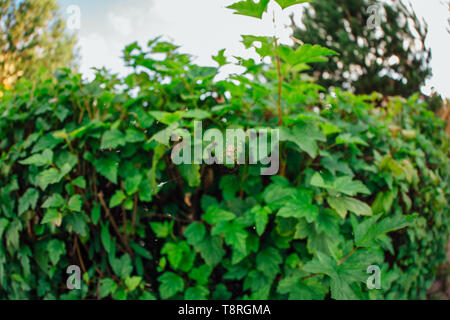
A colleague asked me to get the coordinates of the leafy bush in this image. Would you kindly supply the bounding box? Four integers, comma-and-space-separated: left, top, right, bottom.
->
0, 0, 448, 300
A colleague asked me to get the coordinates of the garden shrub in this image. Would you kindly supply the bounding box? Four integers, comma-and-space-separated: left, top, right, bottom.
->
0, 0, 448, 300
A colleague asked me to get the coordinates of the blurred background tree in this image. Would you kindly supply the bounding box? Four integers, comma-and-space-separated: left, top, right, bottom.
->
291, 0, 432, 97
0, 0, 77, 88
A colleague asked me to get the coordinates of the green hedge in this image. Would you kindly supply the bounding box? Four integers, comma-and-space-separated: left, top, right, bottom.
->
0, 37, 448, 300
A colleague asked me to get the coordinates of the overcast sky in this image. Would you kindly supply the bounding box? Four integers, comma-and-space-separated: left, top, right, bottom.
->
58, 0, 449, 98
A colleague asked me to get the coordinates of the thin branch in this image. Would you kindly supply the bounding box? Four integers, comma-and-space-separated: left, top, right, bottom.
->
98, 191, 133, 257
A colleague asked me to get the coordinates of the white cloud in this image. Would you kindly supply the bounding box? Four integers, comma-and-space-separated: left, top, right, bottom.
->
107, 12, 133, 36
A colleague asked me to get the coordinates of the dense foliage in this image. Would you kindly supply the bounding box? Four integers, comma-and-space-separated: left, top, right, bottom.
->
0, 0, 448, 300
0, 0, 77, 88
291, 0, 432, 97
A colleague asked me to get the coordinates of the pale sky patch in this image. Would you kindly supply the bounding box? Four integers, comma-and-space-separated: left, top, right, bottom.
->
59, 0, 449, 98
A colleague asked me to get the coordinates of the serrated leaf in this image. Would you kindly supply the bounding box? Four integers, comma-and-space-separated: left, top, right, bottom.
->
274, 0, 309, 9
94, 156, 119, 184
311, 172, 370, 196
327, 196, 372, 218
185, 286, 209, 300
203, 206, 236, 225
110, 254, 133, 279
100, 278, 118, 298
68, 195, 83, 212
150, 220, 173, 238
47, 239, 66, 265
158, 272, 184, 299
18, 188, 39, 215
182, 109, 211, 120
184, 222, 206, 246
251, 206, 271, 236
277, 199, 319, 223
42, 194, 65, 209
101, 129, 126, 149
226, 0, 270, 19
125, 128, 146, 143
125, 276, 142, 291
36, 168, 63, 190
195, 235, 225, 267
256, 247, 282, 278
212, 49, 228, 67
161, 242, 190, 270
72, 177, 86, 189
19, 149, 53, 167
355, 214, 412, 247
41, 208, 62, 225
280, 122, 325, 158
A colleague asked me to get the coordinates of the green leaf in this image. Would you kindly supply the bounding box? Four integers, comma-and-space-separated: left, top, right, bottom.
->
251, 206, 271, 236
101, 224, 113, 253
212, 221, 248, 258
327, 196, 372, 218
91, 204, 101, 225
36, 168, 63, 190
203, 206, 236, 225
158, 272, 184, 299
277, 199, 319, 223
125, 276, 142, 291
72, 177, 87, 189
184, 222, 206, 246
178, 164, 201, 187
18, 188, 39, 215
130, 242, 153, 260
212, 49, 228, 67
68, 195, 83, 212
161, 242, 190, 270
94, 156, 119, 184
226, 0, 270, 19
335, 133, 368, 146
47, 239, 66, 265
150, 123, 179, 145
189, 265, 212, 285
182, 109, 211, 120
5, 219, 22, 250
0, 218, 10, 239
110, 190, 126, 208
277, 276, 325, 300
185, 286, 209, 300
195, 235, 225, 267
303, 251, 337, 277
101, 129, 126, 149
124, 172, 143, 195
64, 212, 89, 237
256, 246, 282, 278
100, 278, 118, 298
355, 214, 413, 247
277, 44, 338, 67
125, 128, 146, 143
280, 122, 325, 158
274, 0, 309, 9
41, 209, 61, 225
311, 172, 370, 196
19, 149, 53, 167
111, 254, 133, 279
150, 221, 173, 238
